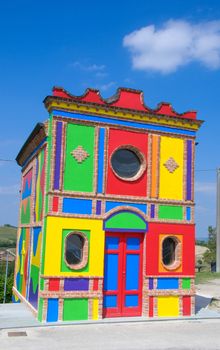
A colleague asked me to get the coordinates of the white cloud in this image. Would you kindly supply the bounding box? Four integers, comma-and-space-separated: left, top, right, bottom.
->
0, 184, 19, 195
123, 20, 220, 74
71, 61, 106, 72
195, 181, 216, 194
97, 81, 116, 91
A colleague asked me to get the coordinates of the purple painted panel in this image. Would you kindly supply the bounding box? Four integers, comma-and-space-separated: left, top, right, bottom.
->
149, 278, 154, 290
64, 278, 89, 291
96, 200, 102, 215
54, 121, 62, 190
150, 204, 155, 218
186, 140, 192, 200
28, 279, 38, 310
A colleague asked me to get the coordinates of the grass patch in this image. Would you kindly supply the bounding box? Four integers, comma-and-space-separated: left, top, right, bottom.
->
0, 225, 17, 247
195, 272, 220, 285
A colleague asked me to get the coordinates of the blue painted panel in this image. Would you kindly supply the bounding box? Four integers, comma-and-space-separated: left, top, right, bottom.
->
97, 128, 105, 193
33, 227, 41, 255
186, 207, 191, 220
105, 237, 119, 250
105, 201, 147, 214
104, 295, 117, 308
125, 254, 139, 290
125, 295, 138, 307
104, 254, 118, 291
126, 238, 140, 250
62, 198, 92, 214
149, 278, 154, 290
53, 110, 196, 137
22, 179, 32, 199
157, 278, 179, 290
47, 298, 59, 322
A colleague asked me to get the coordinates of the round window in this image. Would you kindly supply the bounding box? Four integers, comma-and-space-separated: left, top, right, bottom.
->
111, 147, 145, 180
65, 233, 84, 265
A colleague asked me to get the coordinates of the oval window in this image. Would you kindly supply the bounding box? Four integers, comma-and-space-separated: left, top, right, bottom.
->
162, 237, 177, 266
111, 147, 143, 179
65, 233, 84, 265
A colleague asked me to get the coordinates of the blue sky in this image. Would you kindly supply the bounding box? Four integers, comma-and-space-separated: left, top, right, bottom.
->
0, 0, 220, 238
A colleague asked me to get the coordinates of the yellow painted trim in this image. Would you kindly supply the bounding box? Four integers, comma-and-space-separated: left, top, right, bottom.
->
46, 101, 201, 131
44, 216, 105, 277
157, 296, 179, 317
92, 298, 99, 320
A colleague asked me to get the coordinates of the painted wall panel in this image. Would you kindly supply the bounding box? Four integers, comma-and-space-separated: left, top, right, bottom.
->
47, 298, 59, 322
105, 201, 147, 214
63, 123, 95, 192
97, 128, 105, 193
53, 121, 62, 190
182, 278, 191, 289
186, 207, 191, 221
146, 223, 195, 276
151, 135, 159, 198
183, 296, 191, 316
62, 198, 93, 214
158, 205, 183, 220
104, 211, 147, 231
34, 148, 46, 222
63, 298, 88, 321
44, 216, 105, 276
15, 228, 31, 298
21, 169, 33, 224
28, 227, 42, 309
157, 296, 179, 317
186, 140, 192, 200
159, 136, 184, 200
64, 278, 89, 291
106, 129, 148, 197
157, 278, 179, 289
92, 298, 99, 320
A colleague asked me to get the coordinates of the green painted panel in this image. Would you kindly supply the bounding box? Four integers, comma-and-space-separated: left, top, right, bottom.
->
182, 278, 191, 289
30, 265, 40, 293
61, 229, 90, 272
21, 198, 31, 224
38, 298, 44, 321
158, 205, 183, 220
63, 298, 88, 321
63, 123, 95, 192
105, 212, 146, 230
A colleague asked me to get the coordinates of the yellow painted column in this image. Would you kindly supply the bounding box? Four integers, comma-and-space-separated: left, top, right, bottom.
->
159, 136, 184, 200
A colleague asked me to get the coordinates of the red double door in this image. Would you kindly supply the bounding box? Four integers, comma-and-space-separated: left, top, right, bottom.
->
103, 232, 143, 318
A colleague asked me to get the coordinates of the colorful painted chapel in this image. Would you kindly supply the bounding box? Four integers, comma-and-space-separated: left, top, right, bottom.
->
13, 87, 202, 322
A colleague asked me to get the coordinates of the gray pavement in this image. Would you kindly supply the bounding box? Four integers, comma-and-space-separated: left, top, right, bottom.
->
1, 319, 220, 350
0, 303, 40, 329
0, 278, 220, 349
196, 279, 220, 299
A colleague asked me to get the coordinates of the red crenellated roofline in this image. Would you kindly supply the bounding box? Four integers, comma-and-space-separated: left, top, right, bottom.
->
52, 86, 197, 120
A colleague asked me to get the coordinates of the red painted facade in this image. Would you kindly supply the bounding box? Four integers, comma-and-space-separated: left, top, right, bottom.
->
106, 129, 148, 197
